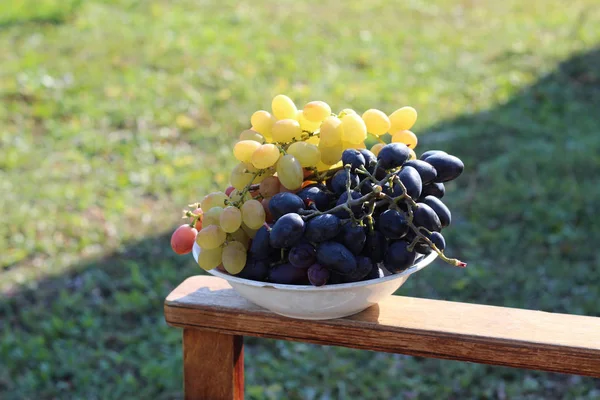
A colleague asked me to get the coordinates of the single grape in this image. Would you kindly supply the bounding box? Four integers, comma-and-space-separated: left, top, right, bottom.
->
225, 186, 235, 197
389, 106, 417, 133
408, 149, 417, 161
239, 129, 265, 143
377, 143, 410, 169
420, 182, 445, 199
422, 195, 451, 228
362, 109, 390, 136
397, 165, 422, 199
289, 241, 317, 268
268, 192, 305, 219
362, 230, 388, 263
359, 149, 377, 172
384, 240, 416, 273
337, 223, 366, 255
249, 225, 274, 260
170, 224, 198, 255
305, 214, 341, 242
261, 197, 274, 223
413, 203, 442, 232
318, 141, 343, 165
251, 144, 281, 169
237, 256, 269, 281
429, 231, 446, 250
230, 228, 250, 249
362, 264, 384, 281
419, 150, 447, 161
307, 263, 330, 287
259, 176, 281, 197
230, 163, 255, 191
222, 241, 247, 275
424, 153, 464, 182
229, 189, 251, 204
287, 141, 321, 168
339, 108, 357, 116
268, 263, 309, 285
189, 208, 203, 231
297, 110, 321, 132
233, 140, 261, 163
331, 256, 373, 283
341, 149, 366, 171
203, 206, 224, 226
272, 94, 298, 120
220, 206, 242, 233
272, 119, 302, 143
305, 135, 320, 145
241, 199, 266, 229
403, 160, 437, 185
377, 209, 408, 239
391, 130, 418, 149
196, 225, 227, 249
296, 184, 332, 211
269, 213, 305, 248
331, 169, 359, 195
276, 154, 304, 190
316, 242, 357, 275
319, 116, 343, 147
250, 110, 275, 141
197, 246, 223, 271
342, 140, 366, 150
370, 143, 385, 156
303, 101, 331, 122
201, 191, 227, 211
341, 113, 367, 143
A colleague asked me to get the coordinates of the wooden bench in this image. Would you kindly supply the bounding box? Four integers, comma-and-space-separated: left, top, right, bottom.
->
164, 276, 600, 400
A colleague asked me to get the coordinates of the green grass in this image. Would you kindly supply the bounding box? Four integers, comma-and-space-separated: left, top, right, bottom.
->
1, 0, 600, 398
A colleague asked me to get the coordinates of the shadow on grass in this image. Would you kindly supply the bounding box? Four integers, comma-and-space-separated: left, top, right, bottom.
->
1, 48, 600, 399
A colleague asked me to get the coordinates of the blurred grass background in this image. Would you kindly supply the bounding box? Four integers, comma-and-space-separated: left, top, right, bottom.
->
1, 0, 599, 398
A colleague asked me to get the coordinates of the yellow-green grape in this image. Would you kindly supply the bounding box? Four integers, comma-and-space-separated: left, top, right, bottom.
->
303, 101, 331, 122
201, 191, 227, 211
222, 241, 247, 275
316, 160, 332, 172
276, 154, 303, 190
241, 199, 266, 229
250, 110, 275, 141
233, 140, 261, 163
319, 141, 343, 165
389, 106, 417, 133
197, 246, 223, 271
339, 108, 357, 116
230, 228, 250, 249
371, 143, 385, 156
296, 110, 321, 133
230, 163, 255, 190
272, 119, 302, 143
319, 116, 343, 147
229, 189, 251, 203
391, 130, 418, 149
305, 135, 320, 145
408, 148, 417, 161
362, 109, 390, 136
220, 206, 242, 233
241, 222, 258, 238
342, 141, 366, 150
251, 144, 281, 169
271, 94, 298, 120
239, 129, 265, 143
196, 225, 226, 249
341, 113, 367, 143
287, 141, 321, 168
203, 206, 224, 226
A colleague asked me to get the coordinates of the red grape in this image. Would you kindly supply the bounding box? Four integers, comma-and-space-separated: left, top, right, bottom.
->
171, 224, 198, 255
189, 208, 203, 230
225, 186, 235, 196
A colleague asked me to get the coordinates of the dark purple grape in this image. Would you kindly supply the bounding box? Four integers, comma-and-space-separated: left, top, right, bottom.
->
338, 223, 366, 255
342, 149, 366, 171
307, 263, 330, 286
333, 191, 363, 219
269, 213, 305, 248
359, 149, 377, 172
305, 214, 341, 242
420, 182, 445, 199
360, 181, 375, 195
396, 166, 422, 199
349, 256, 374, 281
419, 150, 447, 161
413, 203, 442, 232
249, 225, 273, 260
268, 263, 309, 284
331, 169, 359, 195
377, 143, 410, 169
375, 167, 387, 180
288, 242, 316, 268
297, 184, 331, 211
425, 153, 464, 182
422, 196, 451, 228
403, 160, 437, 185
429, 231, 446, 250
237, 257, 269, 281
405, 231, 432, 255
316, 242, 357, 275
269, 192, 305, 220
384, 240, 417, 273
362, 230, 388, 263
377, 209, 408, 239
362, 264, 384, 281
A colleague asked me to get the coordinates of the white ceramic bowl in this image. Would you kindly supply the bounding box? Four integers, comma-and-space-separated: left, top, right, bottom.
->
192, 242, 437, 320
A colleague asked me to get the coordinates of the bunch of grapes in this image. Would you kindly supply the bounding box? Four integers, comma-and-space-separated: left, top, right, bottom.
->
171, 95, 466, 286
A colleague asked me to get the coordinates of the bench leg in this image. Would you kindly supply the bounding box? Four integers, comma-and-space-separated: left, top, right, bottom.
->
183, 329, 244, 400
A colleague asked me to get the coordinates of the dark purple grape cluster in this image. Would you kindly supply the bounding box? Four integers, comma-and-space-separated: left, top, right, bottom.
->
236, 143, 465, 286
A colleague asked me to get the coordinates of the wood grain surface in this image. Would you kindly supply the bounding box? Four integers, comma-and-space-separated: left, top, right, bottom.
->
166, 276, 600, 378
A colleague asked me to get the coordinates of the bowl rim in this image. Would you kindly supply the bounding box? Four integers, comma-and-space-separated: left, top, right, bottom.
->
192, 242, 437, 291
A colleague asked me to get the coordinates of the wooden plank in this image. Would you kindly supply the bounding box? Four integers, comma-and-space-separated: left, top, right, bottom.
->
183, 329, 244, 400
166, 276, 600, 378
